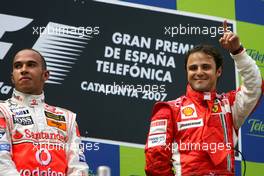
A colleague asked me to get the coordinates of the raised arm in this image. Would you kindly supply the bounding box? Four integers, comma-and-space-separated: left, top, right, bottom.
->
219, 20, 263, 129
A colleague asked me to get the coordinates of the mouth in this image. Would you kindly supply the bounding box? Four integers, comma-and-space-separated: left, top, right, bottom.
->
194, 79, 208, 84
194, 79, 207, 81
19, 77, 31, 81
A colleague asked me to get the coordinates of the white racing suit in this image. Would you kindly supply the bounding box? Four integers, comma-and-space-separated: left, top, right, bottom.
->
0, 89, 89, 176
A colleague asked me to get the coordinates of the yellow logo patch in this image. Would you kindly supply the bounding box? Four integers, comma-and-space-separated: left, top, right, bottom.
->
182, 107, 194, 116
212, 104, 219, 113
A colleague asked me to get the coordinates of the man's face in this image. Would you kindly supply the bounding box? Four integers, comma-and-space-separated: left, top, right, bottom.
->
11, 49, 49, 95
186, 52, 222, 92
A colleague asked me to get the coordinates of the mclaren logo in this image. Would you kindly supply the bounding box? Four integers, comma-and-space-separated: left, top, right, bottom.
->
0, 14, 33, 60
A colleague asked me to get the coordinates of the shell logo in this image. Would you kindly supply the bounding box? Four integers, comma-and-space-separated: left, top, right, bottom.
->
182, 107, 194, 116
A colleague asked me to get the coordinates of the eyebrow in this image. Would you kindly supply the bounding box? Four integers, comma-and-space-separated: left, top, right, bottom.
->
13, 60, 39, 66
188, 63, 211, 66
187, 63, 212, 68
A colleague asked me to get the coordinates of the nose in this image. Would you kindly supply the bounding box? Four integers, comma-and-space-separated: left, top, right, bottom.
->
20, 64, 28, 75
196, 67, 204, 76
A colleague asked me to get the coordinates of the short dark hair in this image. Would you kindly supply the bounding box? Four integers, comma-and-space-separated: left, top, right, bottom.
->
13, 48, 47, 70
185, 44, 223, 70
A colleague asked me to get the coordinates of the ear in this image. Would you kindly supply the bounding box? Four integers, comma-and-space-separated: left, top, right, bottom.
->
216, 67, 222, 78
11, 73, 15, 85
43, 70, 50, 81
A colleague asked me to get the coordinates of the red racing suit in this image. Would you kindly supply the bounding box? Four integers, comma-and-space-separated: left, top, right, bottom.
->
0, 90, 89, 176
145, 50, 263, 175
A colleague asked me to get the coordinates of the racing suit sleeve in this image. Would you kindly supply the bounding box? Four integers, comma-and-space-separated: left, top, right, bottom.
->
66, 113, 89, 176
145, 102, 176, 176
230, 49, 263, 129
0, 111, 20, 175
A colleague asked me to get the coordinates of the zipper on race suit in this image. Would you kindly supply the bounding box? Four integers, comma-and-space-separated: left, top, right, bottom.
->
219, 112, 232, 172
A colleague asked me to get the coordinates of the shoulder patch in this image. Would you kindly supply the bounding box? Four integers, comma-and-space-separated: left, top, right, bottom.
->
45, 111, 65, 121
149, 119, 167, 135
46, 119, 66, 131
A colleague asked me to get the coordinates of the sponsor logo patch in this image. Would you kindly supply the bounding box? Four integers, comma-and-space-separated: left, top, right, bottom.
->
203, 92, 211, 100
45, 105, 62, 114
177, 119, 204, 131
181, 104, 198, 119
222, 99, 231, 113
0, 130, 5, 139
182, 107, 194, 116
13, 130, 23, 139
12, 109, 30, 116
0, 144, 10, 151
30, 99, 38, 106
10, 107, 30, 117
149, 119, 167, 135
147, 134, 166, 148
35, 148, 52, 166
45, 111, 65, 121
19, 168, 64, 176
24, 129, 67, 142
212, 104, 221, 113
46, 118, 66, 131
13, 116, 34, 126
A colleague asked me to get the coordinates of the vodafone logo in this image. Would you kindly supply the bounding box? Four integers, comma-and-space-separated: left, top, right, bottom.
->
0, 14, 33, 60
36, 148, 52, 166
20, 168, 65, 176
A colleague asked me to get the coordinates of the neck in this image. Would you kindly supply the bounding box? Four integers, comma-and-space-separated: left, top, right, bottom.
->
11, 89, 45, 107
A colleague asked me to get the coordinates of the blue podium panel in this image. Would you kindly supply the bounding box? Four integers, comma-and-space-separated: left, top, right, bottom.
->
235, 0, 264, 25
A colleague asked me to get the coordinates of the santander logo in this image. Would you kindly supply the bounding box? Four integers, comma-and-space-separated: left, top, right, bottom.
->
13, 130, 23, 139
13, 129, 67, 142
24, 129, 66, 142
